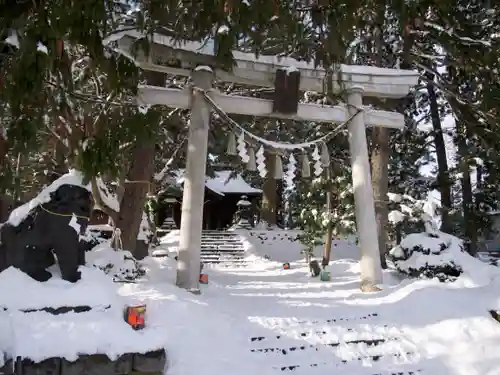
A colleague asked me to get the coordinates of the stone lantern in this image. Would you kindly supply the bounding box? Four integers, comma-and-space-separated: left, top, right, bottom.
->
232, 195, 253, 230
161, 196, 178, 231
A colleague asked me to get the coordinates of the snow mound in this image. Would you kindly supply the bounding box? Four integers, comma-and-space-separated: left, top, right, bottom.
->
0, 266, 119, 310
86, 244, 146, 282
9, 309, 166, 363
0, 256, 163, 364
390, 231, 498, 282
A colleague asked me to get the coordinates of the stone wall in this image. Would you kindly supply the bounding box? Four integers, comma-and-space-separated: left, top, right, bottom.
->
1, 349, 166, 375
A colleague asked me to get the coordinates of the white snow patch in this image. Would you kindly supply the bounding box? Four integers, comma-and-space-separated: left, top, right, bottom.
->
7, 170, 89, 227
5, 30, 19, 48
217, 25, 230, 35
391, 231, 500, 286
194, 65, 213, 72
175, 170, 262, 195
0, 267, 118, 311
284, 66, 298, 74
387, 192, 402, 203
7, 170, 119, 227
86, 243, 145, 282
388, 210, 405, 224
237, 199, 251, 206
137, 212, 152, 243
36, 42, 48, 54
138, 104, 151, 114
68, 214, 81, 235
95, 178, 120, 213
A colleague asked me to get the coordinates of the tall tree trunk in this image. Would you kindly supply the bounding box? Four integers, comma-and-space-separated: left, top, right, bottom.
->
457, 124, 477, 256
0, 130, 9, 222
371, 127, 389, 269
427, 80, 452, 233
116, 139, 156, 258
322, 166, 333, 267
115, 71, 162, 259
475, 163, 483, 213
260, 152, 277, 226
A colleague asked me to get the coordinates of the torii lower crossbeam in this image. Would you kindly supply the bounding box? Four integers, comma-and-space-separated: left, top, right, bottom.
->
138, 85, 404, 129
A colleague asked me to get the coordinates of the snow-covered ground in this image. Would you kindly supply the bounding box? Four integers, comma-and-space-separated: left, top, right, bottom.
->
3, 230, 500, 375
132, 233, 500, 375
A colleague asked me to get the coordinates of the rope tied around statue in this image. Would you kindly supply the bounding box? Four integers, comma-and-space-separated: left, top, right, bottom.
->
39, 204, 90, 221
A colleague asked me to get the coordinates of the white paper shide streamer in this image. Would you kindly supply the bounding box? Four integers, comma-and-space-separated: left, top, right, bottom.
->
256, 146, 267, 178
237, 132, 249, 163
311, 145, 323, 176
284, 153, 297, 190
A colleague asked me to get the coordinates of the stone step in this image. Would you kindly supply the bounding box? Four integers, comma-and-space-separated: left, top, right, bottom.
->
151, 249, 245, 255
201, 250, 245, 257
200, 243, 245, 248
200, 246, 245, 251
249, 313, 380, 343
201, 252, 245, 257
246, 312, 423, 374
201, 259, 249, 264
201, 247, 244, 251
201, 236, 241, 242
277, 363, 421, 373
252, 336, 416, 372
201, 247, 244, 250
153, 230, 248, 266
201, 241, 241, 243
201, 256, 245, 261
252, 338, 391, 354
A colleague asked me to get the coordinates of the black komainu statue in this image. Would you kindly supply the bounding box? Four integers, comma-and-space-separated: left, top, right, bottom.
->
0, 184, 92, 283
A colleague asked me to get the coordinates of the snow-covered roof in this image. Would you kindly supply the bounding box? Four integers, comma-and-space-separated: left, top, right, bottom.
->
174, 170, 262, 196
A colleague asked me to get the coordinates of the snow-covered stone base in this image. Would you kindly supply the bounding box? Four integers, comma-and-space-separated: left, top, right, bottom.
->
0, 266, 166, 372
390, 231, 470, 282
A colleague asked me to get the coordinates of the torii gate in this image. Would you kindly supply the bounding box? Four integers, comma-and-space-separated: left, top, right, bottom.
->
110, 32, 419, 293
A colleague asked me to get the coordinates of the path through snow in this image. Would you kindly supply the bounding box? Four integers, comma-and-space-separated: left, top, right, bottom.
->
117, 254, 500, 375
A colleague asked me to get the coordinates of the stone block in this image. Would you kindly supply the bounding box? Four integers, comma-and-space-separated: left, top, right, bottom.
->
113, 353, 133, 374
0, 358, 13, 375
11, 350, 165, 375
15, 357, 60, 375
61, 354, 115, 375
132, 349, 167, 373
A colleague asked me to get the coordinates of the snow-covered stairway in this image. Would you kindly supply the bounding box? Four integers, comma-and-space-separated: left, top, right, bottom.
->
200, 230, 247, 266
247, 313, 425, 375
